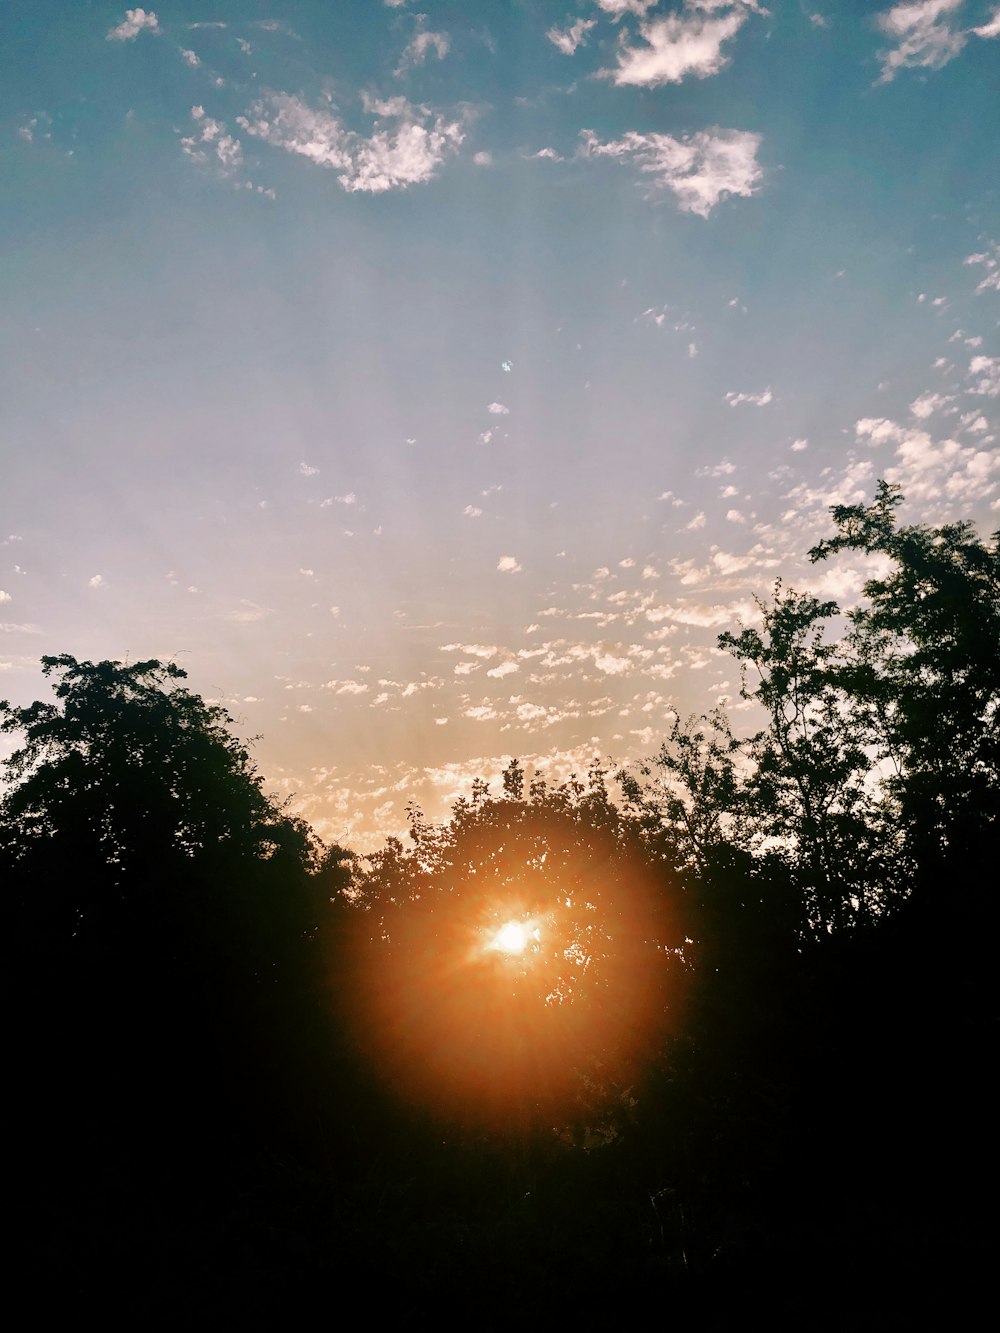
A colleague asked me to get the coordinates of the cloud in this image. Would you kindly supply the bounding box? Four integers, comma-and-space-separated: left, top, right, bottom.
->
323, 679, 369, 695
88, 574, 104, 588
441, 642, 499, 658
726, 386, 773, 406
180, 48, 200, 67
595, 0, 659, 16
487, 401, 509, 414
397, 27, 450, 73
107, 8, 159, 41
875, 0, 968, 82
969, 355, 1000, 397
791, 437, 809, 451
603, 9, 751, 87
910, 390, 954, 418
180, 106, 243, 174
0, 590, 10, 603
581, 127, 763, 217
855, 416, 999, 508
497, 555, 522, 573
973, 5, 1000, 36
486, 660, 519, 679
299, 461, 320, 475
473, 150, 493, 166
698, 459, 737, 475
547, 18, 597, 55
686, 511, 707, 530
238, 92, 464, 193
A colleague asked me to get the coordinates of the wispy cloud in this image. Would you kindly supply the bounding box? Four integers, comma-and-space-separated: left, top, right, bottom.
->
580, 127, 762, 216
603, 7, 752, 87
875, 0, 968, 82
726, 386, 773, 406
107, 8, 159, 42
547, 18, 597, 55
238, 92, 464, 193
396, 23, 450, 74
180, 106, 243, 175
965, 239, 1000, 293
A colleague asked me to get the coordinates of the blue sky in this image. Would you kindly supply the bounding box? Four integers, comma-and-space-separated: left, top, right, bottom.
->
2, 0, 998, 847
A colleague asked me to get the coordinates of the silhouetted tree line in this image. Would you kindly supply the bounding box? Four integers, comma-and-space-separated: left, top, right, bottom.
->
4, 485, 997, 1324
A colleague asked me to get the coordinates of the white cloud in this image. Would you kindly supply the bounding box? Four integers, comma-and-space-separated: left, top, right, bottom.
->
107, 8, 159, 41
855, 417, 999, 508
594, 0, 659, 16
910, 390, 954, 418
686, 511, 707, 530
463, 505, 483, 517
876, 0, 967, 82
581, 127, 763, 217
238, 92, 464, 194
726, 386, 773, 406
965, 240, 1000, 293
486, 660, 519, 679
547, 18, 597, 55
180, 106, 243, 174
441, 642, 499, 658
0, 590, 11, 603
88, 574, 104, 588
698, 459, 737, 475
473, 151, 493, 166
969, 355, 1000, 397
497, 555, 522, 573
604, 9, 751, 86
299, 461, 320, 475
959, 411, 990, 434
323, 679, 369, 695
487, 401, 509, 414
397, 27, 450, 73
791, 437, 809, 451
180, 48, 200, 66
973, 5, 1000, 37
594, 652, 632, 675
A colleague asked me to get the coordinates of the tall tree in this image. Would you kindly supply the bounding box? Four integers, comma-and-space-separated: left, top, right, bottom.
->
808, 481, 1000, 904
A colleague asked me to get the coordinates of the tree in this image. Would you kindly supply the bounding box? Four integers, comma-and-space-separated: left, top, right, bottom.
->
1, 655, 327, 1139
719, 584, 900, 933
808, 481, 1000, 901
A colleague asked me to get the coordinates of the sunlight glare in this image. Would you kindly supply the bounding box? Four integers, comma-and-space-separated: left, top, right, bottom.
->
494, 920, 529, 954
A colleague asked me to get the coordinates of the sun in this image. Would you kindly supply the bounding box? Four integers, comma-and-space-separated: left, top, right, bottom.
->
493, 920, 529, 954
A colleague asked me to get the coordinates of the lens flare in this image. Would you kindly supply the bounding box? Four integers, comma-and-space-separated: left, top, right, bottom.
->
339, 808, 686, 1130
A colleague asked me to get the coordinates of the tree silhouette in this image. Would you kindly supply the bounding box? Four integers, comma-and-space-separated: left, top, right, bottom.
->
808, 481, 1000, 905
2, 655, 328, 1164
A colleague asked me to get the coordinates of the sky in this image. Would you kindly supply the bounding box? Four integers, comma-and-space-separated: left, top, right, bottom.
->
2, 0, 998, 850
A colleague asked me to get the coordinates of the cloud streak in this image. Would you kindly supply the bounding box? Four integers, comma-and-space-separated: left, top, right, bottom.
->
238, 92, 464, 193
580, 127, 762, 216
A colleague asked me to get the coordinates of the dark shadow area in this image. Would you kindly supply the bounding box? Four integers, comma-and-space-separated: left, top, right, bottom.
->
4, 487, 997, 1325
